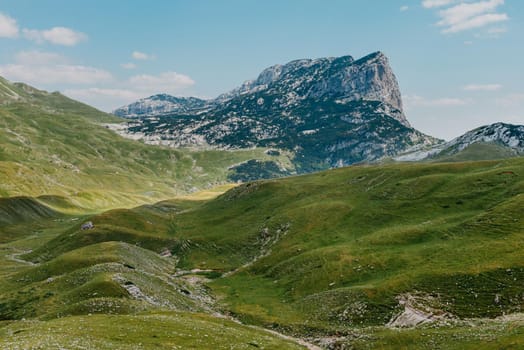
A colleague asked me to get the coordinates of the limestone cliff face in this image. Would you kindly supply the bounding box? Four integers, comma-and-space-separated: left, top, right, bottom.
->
215, 52, 408, 127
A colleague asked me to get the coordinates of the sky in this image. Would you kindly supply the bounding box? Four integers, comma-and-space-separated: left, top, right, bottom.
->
0, 0, 523, 140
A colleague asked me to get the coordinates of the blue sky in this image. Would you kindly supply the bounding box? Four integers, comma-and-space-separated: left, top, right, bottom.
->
0, 0, 523, 140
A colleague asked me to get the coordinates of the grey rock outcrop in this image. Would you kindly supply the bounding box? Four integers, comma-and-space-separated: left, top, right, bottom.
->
113, 94, 208, 118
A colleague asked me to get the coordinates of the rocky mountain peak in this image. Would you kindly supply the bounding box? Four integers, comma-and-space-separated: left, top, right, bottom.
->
395, 122, 524, 162
213, 51, 408, 126
109, 52, 437, 172
451, 122, 524, 151
113, 94, 208, 118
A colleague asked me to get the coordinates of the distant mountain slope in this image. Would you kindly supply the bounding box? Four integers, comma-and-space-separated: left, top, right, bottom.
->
111, 52, 441, 172
0, 76, 292, 208
113, 94, 208, 118
395, 122, 524, 162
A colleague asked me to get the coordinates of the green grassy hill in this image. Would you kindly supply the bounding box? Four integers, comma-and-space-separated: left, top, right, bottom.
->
127, 158, 522, 335
0, 202, 309, 349
433, 142, 518, 162
0, 77, 293, 210
2, 157, 522, 348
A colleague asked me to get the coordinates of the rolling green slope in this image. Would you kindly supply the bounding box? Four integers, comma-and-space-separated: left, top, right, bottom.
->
197, 159, 523, 333
1, 106, 524, 348
433, 142, 518, 162
8, 157, 522, 346
0, 198, 308, 349
0, 77, 293, 210
0, 312, 304, 349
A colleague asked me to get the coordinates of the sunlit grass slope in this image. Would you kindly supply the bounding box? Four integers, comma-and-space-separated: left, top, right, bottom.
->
0, 312, 304, 349
18, 157, 524, 338
0, 77, 292, 210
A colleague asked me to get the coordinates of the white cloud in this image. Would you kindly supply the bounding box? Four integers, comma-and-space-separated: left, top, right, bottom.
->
400, 6, 409, 12
464, 40, 474, 45
129, 71, 195, 92
442, 12, 508, 33
63, 88, 146, 112
0, 63, 113, 85
422, 0, 456, 8
132, 51, 155, 60
23, 26, 87, 46
487, 26, 507, 34
0, 12, 85, 45
463, 83, 502, 91
121, 62, 137, 69
63, 71, 196, 111
437, 0, 504, 26
0, 12, 18, 38
405, 95, 469, 108
64, 87, 144, 101
423, 0, 509, 34
14, 50, 69, 65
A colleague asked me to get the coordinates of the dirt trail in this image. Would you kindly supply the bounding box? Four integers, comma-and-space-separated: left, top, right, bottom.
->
5, 249, 36, 266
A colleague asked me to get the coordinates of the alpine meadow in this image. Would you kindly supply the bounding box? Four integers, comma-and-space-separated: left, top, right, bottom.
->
0, 1, 523, 349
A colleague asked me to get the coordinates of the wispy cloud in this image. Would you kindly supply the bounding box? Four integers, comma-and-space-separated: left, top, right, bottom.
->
463, 83, 502, 91
0, 64, 112, 85
422, 0, 456, 8
132, 51, 155, 60
0, 12, 86, 45
64, 88, 145, 101
14, 50, 69, 65
0, 12, 18, 38
64, 71, 196, 111
423, 0, 509, 35
121, 62, 137, 70
23, 27, 87, 46
442, 13, 508, 33
0, 51, 112, 85
405, 95, 469, 108
400, 6, 409, 12
129, 72, 195, 92
1, 48, 195, 111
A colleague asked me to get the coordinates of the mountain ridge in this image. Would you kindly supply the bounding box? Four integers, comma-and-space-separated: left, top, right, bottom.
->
110, 52, 440, 172
395, 122, 524, 162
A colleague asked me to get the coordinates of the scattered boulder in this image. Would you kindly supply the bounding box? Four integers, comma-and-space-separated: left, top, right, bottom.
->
387, 293, 454, 328
160, 248, 172, 258
81, 221, 94, 230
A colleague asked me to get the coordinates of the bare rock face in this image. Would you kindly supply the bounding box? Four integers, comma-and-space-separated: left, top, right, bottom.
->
113, 94, 208, 118
387, 293, 454, 328
215, 52, 408, 127
111, 52, 441, 174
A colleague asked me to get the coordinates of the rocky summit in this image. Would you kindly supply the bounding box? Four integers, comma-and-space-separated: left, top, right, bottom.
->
111, 52, 441, 173
395, 122, 524, 161
113, 94, 208, 118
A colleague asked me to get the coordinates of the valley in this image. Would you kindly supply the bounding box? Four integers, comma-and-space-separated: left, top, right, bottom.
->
1, 49, 523, 349
1, 157, 523, 348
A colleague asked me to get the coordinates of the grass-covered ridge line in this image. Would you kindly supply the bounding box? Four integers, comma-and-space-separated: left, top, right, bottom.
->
0, 77, 294, 210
